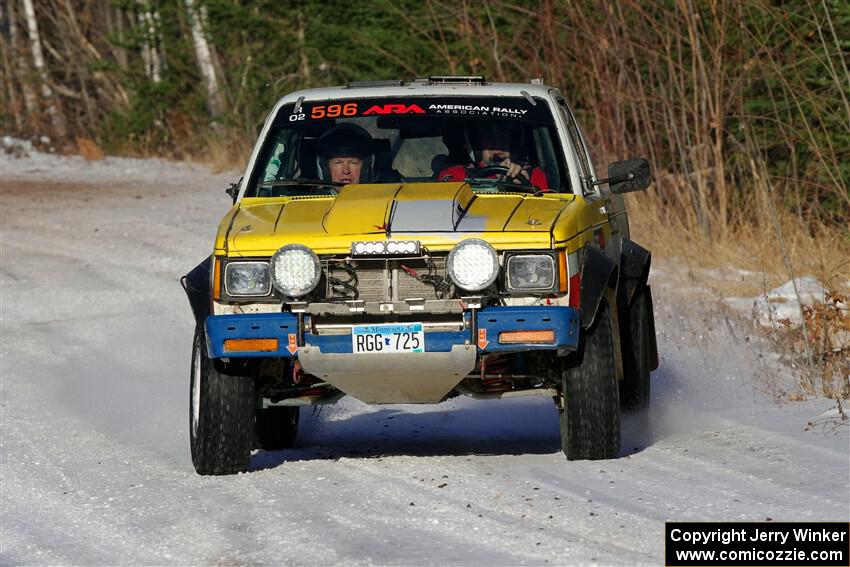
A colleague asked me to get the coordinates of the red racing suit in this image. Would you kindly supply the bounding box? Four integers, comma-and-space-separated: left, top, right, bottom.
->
438, 163, 549, 191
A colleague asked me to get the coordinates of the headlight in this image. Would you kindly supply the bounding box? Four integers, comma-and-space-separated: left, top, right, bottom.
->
506, 254, 556, 291
224, 261, 271, 296
270, 244, 321, 297
447, 238, 499, 291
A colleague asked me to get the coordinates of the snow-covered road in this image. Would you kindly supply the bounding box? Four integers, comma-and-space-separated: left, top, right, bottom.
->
1, 151, 847, 565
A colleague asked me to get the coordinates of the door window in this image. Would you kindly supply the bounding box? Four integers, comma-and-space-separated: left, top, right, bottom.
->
557, 100, 594, 194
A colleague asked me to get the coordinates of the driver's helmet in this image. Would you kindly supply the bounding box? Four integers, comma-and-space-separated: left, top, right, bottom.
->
316, 123, 374, 183
466, 121, 526, 165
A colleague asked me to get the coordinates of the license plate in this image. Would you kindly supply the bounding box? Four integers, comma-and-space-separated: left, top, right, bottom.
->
352, 323, 424, 354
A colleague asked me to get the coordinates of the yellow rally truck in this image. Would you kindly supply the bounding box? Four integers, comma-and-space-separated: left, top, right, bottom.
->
182, 77, 658, 475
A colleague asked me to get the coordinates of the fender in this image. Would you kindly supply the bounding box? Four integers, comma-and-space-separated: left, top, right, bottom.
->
579, 244, 617, 330
579, 244, 617, 329
578, 245, 624, 380
181, 257, 212, 325
181, 258, 265, 377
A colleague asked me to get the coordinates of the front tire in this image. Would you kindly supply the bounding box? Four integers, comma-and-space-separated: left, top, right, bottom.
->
559, 302, 620, 460
190, 326, 254, 475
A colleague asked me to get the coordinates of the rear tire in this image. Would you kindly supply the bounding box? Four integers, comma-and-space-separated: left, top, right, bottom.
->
559, 302, 620, 460
190, 326, 254, 475
620, 287, 652, 412
255, 406, 300, 450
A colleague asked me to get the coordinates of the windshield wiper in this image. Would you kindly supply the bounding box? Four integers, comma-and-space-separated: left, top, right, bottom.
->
464, 177, 545, 197
258, 178, 344, 197
260, 178, 344, 189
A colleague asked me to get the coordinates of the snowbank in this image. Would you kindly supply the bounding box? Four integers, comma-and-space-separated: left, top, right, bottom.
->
727, 276, 827, 326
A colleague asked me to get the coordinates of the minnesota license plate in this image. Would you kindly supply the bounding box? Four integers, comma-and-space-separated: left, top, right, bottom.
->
352, 323, 424, 354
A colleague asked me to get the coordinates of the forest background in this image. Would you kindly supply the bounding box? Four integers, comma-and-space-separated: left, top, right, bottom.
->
2, 0, 849, 397
2, 0, 848, 276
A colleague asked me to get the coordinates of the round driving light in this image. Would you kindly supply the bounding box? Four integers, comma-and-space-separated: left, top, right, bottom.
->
270, 244, 321, 297
387, 242, 399, 253
355, 242, 366, 254
447, 238, 499, 291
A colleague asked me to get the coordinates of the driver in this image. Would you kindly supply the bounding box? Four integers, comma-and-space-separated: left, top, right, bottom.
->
316, 123, 374, 184
437, 122, 549, 190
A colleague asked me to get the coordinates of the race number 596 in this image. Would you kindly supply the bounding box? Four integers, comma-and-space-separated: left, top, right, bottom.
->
310, 103, 357, 119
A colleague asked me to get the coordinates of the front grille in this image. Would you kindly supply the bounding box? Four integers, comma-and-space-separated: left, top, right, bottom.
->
323, 256, 449, 302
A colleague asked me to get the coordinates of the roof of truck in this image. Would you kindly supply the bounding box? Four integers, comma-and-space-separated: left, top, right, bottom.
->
275, 77, 559, 106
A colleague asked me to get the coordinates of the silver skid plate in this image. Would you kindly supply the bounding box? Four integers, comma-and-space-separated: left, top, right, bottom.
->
297, 345, 477, 404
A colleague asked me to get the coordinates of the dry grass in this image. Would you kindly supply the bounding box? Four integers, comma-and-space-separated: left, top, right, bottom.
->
200, 130, 255, 175
757, 292, 850, 402
628, 186, 849, 404
628, 189, 850, 297
74, 137, 106, 161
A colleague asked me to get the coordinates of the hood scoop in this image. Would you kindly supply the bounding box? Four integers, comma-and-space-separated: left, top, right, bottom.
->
388, 183, 474, 232
321, 183, 401, 236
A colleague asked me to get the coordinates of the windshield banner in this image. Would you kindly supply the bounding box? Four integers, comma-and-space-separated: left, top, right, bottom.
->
277, 96, 554, 125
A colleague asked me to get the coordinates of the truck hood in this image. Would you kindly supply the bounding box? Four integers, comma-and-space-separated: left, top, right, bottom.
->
217, 182, 576, 255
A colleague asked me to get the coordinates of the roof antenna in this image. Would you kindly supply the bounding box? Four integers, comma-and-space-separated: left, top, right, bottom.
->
294, 95, 305, 114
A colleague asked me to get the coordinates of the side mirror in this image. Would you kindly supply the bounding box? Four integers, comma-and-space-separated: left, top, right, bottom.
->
593, 159, 652, 194
226, 177, 243, 204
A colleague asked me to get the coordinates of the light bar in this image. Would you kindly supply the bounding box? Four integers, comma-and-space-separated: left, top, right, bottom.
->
223, 338, 279, 352
351, 240, 421, 257
428, 75, 486, 85
498, 330, 556, 344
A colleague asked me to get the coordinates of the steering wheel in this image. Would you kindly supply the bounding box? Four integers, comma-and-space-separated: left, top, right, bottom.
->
465, 165, 534, 187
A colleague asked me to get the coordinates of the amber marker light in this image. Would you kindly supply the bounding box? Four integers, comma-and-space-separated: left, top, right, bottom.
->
223, 338, 279, 352
498, 330, 556, 344
558, 250, 568, 292
212, 258, 222, 301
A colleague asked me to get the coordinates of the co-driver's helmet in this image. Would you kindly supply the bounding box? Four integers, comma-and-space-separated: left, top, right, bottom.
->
466, 121, 526, 165
316, 123, 374, 183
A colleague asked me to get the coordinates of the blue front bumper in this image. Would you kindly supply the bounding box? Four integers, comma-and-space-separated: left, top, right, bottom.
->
205, 306, 580, 359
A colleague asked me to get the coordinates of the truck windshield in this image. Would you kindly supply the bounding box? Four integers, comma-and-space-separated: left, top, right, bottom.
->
245, 96, 570, 197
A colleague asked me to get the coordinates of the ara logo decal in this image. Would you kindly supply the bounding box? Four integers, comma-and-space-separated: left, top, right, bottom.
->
363, 104, 426, 115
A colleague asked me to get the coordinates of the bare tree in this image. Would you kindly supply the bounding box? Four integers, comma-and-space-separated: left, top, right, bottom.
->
137, 0, 161, 83
6, 0, 37, 127
103, 4, 128, 71
0, 0, 24, 130
21, 0, 66, 137
185, 0, 224, 117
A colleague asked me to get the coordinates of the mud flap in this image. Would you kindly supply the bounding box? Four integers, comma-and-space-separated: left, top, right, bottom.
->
645, 286, 659, 371
620, 239, 651, 308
